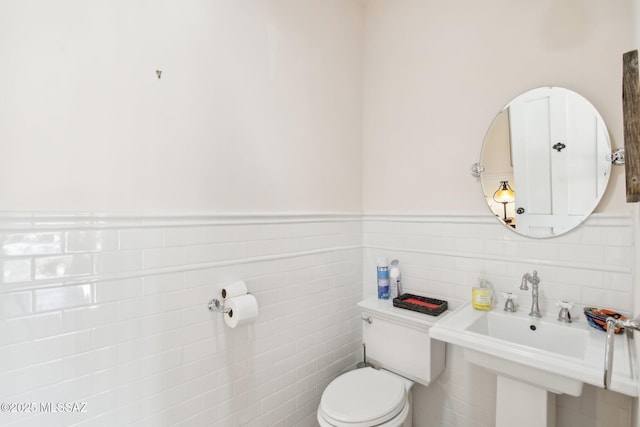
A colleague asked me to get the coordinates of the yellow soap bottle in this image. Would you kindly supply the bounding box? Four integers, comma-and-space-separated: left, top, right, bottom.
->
472, 277, 494, 310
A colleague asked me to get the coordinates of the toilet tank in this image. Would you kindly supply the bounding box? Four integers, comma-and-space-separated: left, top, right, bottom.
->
358, 297, 445, 387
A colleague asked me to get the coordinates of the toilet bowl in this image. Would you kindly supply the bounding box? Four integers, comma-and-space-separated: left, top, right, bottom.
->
317, 367, 413, 427
317, 297, 446, 427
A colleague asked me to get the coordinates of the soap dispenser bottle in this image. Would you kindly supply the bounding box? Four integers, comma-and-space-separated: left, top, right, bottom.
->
472, 275, 495, 311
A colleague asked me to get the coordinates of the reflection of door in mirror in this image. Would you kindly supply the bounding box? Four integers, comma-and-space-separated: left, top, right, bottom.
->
508, 88, 608, 237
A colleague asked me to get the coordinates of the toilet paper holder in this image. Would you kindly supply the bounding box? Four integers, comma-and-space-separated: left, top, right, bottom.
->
208, 298, 231, 313
208, 292, 253, 314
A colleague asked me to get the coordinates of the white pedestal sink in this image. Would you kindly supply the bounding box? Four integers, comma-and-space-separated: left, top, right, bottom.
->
430, 303, 638, 427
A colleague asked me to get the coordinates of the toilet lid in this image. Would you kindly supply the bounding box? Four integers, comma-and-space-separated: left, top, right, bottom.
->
319, 368, 406, 426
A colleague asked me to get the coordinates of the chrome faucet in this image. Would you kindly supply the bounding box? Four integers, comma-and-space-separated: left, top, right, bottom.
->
519, 270, 541, 317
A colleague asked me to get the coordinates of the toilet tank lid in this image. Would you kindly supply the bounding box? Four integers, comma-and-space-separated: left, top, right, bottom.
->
319, 367, 406, 425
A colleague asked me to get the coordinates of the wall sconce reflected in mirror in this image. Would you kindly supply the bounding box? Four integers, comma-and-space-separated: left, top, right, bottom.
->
493, 180, 515, 223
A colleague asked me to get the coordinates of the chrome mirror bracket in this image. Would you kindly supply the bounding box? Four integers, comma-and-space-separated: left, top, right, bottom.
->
470, 162, 484, 177
606, 148, 625, 166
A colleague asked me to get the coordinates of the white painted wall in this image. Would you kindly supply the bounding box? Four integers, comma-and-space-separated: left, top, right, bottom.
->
2, 0, 632, 214
362, 0, 634, 214
0, 0, 363, 212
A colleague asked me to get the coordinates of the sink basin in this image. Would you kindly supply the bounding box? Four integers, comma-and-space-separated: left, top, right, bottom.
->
430, 303, 638, 397
466, 309, 588, 359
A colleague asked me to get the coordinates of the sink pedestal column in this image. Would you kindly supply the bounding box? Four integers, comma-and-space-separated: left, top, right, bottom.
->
496, 376, 556, 427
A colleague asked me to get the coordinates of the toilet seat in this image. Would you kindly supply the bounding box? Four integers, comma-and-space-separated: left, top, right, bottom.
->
318, 368, 407, 427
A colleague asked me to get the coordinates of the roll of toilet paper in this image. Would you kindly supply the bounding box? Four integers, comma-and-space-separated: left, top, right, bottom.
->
224, 294, 259, 328
221, 280, 248, 300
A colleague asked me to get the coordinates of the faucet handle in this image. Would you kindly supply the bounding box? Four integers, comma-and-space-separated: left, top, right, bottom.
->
503, 293, 517, 312
556, 300, 573, 323
557, 300, 573, 309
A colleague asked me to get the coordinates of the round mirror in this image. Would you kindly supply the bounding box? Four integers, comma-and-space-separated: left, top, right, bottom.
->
480, 87, 612, 238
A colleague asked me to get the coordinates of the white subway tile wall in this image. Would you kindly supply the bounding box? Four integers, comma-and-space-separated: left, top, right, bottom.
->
363, 212, 634, 427
0, 211, 635, 426
0, 213, 362, 427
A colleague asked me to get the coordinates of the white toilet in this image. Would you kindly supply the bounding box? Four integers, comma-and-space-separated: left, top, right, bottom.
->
317, 297, 446, 427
